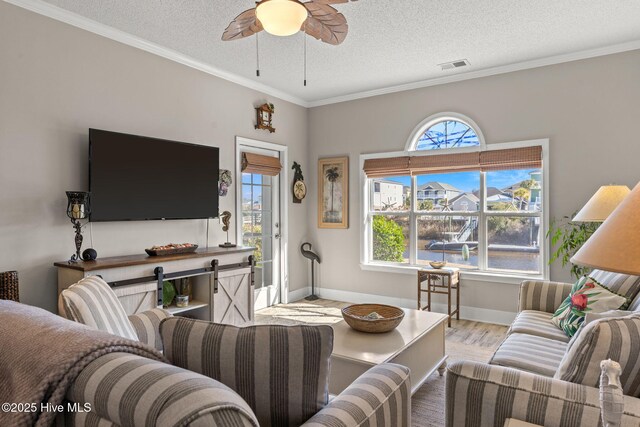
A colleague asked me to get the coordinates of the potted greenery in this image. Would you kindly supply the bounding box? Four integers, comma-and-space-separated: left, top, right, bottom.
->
547, 213, 599, 279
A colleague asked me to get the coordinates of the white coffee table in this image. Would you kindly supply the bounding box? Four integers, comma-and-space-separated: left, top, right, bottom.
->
329, 308, 448, 395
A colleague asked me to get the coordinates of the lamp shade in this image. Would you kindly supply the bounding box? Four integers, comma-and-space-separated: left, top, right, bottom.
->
572, 185, 631, 222
256, 0, 308, 36
571, 182, 640, 275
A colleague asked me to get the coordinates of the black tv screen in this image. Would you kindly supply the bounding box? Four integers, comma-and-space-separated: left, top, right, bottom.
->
89, 129, 219, 221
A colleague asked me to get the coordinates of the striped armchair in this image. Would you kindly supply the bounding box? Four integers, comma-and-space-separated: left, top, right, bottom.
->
58, 277, 411, 426
64, 352, 410, 427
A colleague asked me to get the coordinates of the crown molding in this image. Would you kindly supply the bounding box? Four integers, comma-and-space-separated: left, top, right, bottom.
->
2, 0, 310, 107
307, 39, 640, 108
4, 0, 640, 109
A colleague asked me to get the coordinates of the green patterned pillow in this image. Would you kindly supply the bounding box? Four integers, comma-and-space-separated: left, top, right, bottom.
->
551, 276, 628, 337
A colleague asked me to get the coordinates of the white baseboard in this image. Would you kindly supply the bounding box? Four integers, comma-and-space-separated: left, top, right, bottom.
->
287, 286, 312, 303
313, 287, 516, 326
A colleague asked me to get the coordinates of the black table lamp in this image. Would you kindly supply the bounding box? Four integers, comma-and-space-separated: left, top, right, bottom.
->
66, 191, 90, 263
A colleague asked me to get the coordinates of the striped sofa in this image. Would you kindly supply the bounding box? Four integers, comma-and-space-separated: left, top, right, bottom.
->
446, 270, 640, 427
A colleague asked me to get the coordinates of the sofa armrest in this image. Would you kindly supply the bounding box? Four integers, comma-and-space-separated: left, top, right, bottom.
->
128, 308, 172, 351
445, 361, 640, 427
66, 352, 259, 427
302, 363, 411, 427
518, 279, 572, 313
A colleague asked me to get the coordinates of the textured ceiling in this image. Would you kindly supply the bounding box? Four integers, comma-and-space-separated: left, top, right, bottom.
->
36, 0, 640, 105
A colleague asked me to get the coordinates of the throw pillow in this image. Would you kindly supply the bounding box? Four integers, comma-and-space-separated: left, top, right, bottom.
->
59, 275, 139, 341
566, 309, 631, 351
160, 317, 333, 427
551, 276, 628, 338
583, 309, 631, 326
555, 313, 640, 397
589, 269, 640, 301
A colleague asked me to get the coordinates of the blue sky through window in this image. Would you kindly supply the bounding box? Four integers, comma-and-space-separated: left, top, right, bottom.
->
416, 120, 480, 150
378, 169, 539, 193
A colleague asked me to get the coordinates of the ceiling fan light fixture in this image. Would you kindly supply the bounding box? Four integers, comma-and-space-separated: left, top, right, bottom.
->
256, 0, 308, 37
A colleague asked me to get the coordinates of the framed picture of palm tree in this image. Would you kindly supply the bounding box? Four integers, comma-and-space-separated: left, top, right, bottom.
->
318, 156, 349, 229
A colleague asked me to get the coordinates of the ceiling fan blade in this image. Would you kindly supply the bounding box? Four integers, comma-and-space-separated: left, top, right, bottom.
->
303, 3, 348, 45
310, 0, 354, 4
222, 8, 264, 41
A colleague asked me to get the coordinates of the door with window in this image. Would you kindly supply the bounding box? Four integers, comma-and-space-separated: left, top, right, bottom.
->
238, 144, 283, 310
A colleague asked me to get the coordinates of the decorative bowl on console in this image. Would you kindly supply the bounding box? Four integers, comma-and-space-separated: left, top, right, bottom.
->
341, 304, 405, 333
145, 243, 198, 256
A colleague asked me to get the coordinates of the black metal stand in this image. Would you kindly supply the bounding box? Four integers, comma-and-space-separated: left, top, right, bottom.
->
68, 218, 84, 263
305, 260, 319, 301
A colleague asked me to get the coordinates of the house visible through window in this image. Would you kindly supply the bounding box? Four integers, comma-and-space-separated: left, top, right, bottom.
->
364, 114, 546, 276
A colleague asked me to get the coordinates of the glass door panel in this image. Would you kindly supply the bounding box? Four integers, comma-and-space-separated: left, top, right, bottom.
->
240, 153, 281, 310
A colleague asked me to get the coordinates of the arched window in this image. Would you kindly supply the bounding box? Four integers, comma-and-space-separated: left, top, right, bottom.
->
405, 113, 485, 153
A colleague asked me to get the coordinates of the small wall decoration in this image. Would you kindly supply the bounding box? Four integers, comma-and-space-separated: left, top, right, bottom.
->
292, 161, 306, 204
255, 103, 275, 133
318, 157, 349, 229
219, 169, 232, 196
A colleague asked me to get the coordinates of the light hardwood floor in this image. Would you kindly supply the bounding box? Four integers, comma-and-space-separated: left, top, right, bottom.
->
255, 298, 508, 427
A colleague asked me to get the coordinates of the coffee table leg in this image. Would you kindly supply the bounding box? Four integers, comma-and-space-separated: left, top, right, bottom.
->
438, 361, 447, 376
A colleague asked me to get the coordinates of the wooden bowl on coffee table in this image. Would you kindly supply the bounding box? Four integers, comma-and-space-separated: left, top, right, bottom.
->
341, 304, 405, 333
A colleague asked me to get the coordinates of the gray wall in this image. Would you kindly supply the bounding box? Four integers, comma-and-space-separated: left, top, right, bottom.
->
3, 1, 640, 319
0, 2, 310, 312
308, 49, 640, 318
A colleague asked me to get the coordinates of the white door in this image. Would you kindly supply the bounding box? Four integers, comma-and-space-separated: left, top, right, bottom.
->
238, 145, 282, 310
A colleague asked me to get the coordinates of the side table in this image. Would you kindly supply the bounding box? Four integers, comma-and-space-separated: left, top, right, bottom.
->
417, 268, 460, 327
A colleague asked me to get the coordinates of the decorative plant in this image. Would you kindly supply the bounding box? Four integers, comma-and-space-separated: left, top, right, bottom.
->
547, 213, 599, 279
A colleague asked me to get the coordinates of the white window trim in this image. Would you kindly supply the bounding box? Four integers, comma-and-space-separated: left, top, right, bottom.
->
360, 138, 550, 281
404, 112, 486, 154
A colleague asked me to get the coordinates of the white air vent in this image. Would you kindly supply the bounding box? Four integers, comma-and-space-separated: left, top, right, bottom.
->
439, 59, 470, 70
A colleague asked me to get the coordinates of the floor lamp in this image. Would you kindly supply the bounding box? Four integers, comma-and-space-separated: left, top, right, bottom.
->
570, 183, 638, 427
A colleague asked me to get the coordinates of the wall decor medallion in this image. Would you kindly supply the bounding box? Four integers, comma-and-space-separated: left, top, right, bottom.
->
255, 103, 275, 133
292, 161, 306, 203
219, 169, 232, 196
318, 156, 348, 229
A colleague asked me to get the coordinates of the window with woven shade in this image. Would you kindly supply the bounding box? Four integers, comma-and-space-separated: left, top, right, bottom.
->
362, 132, 547, 277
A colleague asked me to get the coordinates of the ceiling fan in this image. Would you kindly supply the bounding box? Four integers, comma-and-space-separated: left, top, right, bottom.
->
222, 0, 359, 46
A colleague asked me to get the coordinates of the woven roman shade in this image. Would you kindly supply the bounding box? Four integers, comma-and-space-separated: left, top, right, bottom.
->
480, 146, 542, 171
241, 152, 282, 176
363, 156, 411, 178
409, 152, 480, 176
363, 146, 542, 177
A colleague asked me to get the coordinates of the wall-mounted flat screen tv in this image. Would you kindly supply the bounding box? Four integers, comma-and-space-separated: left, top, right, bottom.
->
89, 129, 219, 221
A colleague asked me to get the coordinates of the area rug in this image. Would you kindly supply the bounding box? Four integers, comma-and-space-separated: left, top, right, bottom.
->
255, 300, 507, 427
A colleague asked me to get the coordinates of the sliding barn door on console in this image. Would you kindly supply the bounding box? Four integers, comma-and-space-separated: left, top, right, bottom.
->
213, 266, 254, 325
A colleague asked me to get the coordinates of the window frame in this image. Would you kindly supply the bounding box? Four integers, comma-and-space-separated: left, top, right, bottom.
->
360, 138, 550, 281
404, 112, 486, 154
